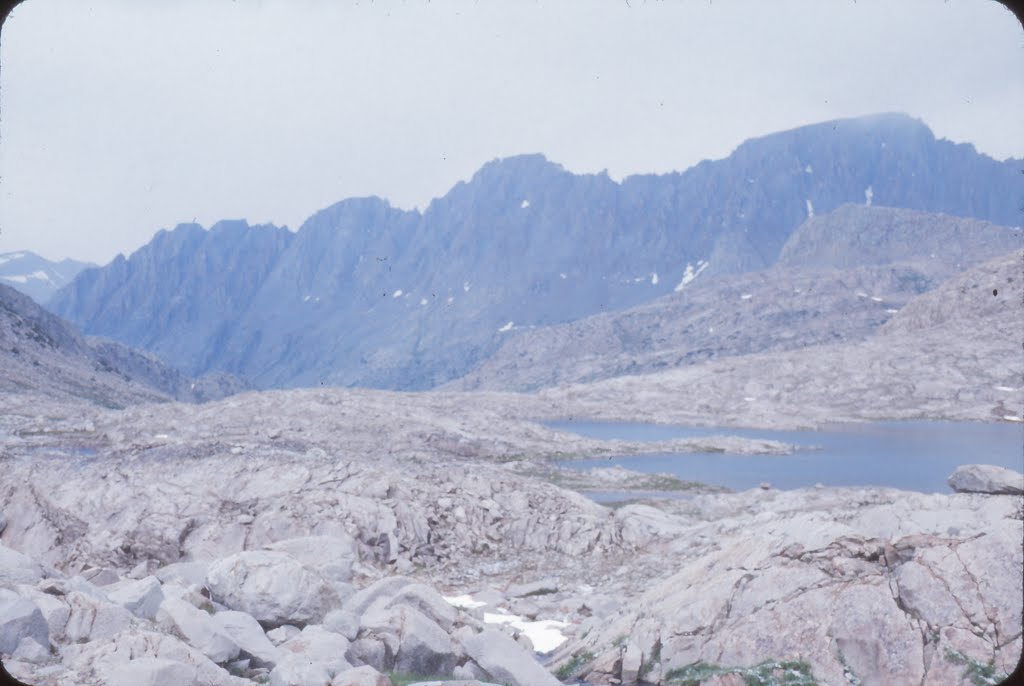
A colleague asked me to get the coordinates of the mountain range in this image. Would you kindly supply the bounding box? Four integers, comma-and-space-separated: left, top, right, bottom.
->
0, 251, 94, 304
47, 112, 1023, 391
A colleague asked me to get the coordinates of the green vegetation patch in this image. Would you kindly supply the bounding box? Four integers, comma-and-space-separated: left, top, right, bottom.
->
665, 659, 817, 686
555, 651, 595, 680
945, 649, 1009, 686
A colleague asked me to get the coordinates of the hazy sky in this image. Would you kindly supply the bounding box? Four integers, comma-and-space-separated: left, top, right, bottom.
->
1, 0, 1021, 264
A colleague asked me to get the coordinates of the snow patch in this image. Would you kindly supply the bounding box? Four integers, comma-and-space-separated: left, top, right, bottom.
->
1003, 415, 1023, 423
3, 271, 51, 284
855, 292, 868, 299
498, 321, 514, 333
675, 260, 708, 292
463, 282, 470, 292
520, 199, 530, 209
419, 298, 428, 306
865, 186, 874, 206
392, 290, 403, 298
870, 296, 883, 302
740, 293, 752, 300
805, 199, 814, 218
744, 397, 756, 402
482, 611, 569, 653
447, 296, 454, 305
995, 386, 1017, 392
303, 295, 311, 302
443, 595, 486, 610
559, 273, 567, 280
651, 272, 659, 285
804, 164, 813, 174
885, 308, 899, 314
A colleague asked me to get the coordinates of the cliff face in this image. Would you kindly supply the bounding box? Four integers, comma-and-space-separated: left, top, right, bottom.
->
48, 113, 1023, 390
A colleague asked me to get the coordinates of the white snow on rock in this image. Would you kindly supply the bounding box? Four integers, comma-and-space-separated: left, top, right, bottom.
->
498, 321, 514, 333
806, 199, 814, 218
886, 308, 899, 314
740, 293, 753, 300
463, 282, 470, 292
303, 295, 310, 302
995, 386, 1018, 392
1005, 415, 1023, 423
446, 296, 454, 305
870, 296, 883, 302
559, 273, 567, 280
805, 164, 813, 174
675, 260, 708, 292
482, 611, 569, 653
443, 594, 486, 610
865, 186, 874, 206
520, 199, 530, 209
419, 298, 428, 306
392, 290, 403, 298
651, 272, 659, 285
856, 292, 868, 298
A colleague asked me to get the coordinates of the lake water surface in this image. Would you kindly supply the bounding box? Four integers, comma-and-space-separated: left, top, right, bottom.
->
549, 420, 1024, 494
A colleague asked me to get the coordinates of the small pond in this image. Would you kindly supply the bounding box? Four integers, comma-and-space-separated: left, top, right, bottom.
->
549, 419, 1024, 494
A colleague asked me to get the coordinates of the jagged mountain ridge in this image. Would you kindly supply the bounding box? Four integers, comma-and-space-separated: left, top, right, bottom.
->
0, 282, 249, 407
49, 113, 1024, 390
0, 251, 94, 304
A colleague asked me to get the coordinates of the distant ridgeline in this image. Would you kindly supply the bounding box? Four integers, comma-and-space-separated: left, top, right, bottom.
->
48, 113, 1024, 391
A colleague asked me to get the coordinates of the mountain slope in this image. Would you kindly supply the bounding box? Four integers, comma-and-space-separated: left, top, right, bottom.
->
49, 113, 1024, 390
0, 283, 248, 407
529, 249, 1024, 428
451, 205, 1023, 390
0, 251, 94, 304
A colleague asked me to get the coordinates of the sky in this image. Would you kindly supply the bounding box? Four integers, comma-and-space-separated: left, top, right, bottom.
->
0, 0, 1021, 265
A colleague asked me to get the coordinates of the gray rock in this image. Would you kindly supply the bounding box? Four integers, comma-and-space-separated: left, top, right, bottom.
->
207, 550, 341, 626
460, 627, 561, 686
156, 596, 240, 664
11, 636, 51, 664
270, 625, 351, 686
948, 464, 1024, 495
264, 535, 358, 584
106, 657, 198, 686
212, 610, 281, 667
343, 576, 416, 618
0, 588, 48, 655
266, 625, 301, 646
0, 544, 44, 585
330, 665, 392, 686
323, 609, 361, 641
105, 575, 165, 619
155, 561, 210, 587
64, 590, 135, 643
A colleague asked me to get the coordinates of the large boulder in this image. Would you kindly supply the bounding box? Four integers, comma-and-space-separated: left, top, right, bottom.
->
0, 544, 44, 585
63, 590, 134, 643
361, 604, 455, 676
105, 575, 165, 620
948, 464, 1024, 495
264, 535, 358, 584
156, 596, 241, 664
330, 665, 392, 686
107, 657, 198, 686
459, 627, 562, 686
0, 589, 48, 655
207, 550, 341, 626
211, 610, 281, 667
60, 628, 245, 686
270, 625, 352, 686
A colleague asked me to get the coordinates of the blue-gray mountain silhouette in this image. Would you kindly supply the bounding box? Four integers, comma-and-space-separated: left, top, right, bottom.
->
49, 113, 1023, 390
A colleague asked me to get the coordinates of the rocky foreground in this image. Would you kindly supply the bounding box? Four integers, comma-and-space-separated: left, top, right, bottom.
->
1, 387, 1022, 686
